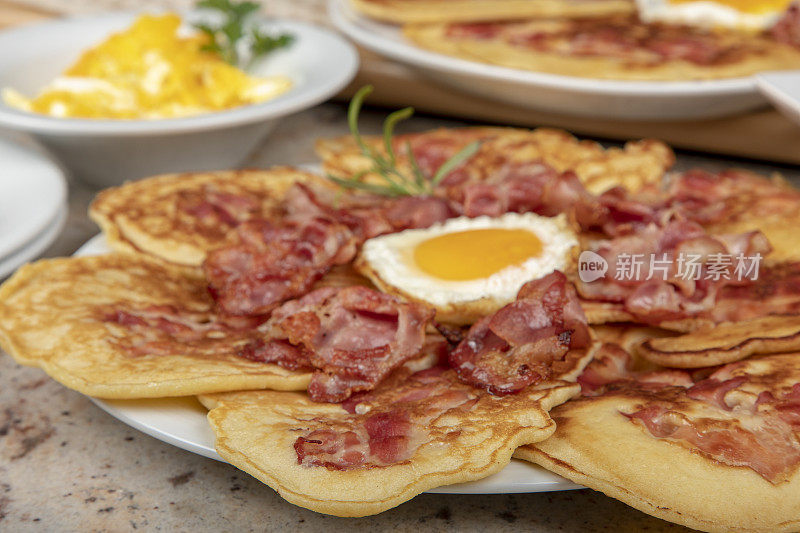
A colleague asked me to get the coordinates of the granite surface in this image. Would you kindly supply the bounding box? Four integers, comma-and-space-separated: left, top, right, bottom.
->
2, 103, 799, 532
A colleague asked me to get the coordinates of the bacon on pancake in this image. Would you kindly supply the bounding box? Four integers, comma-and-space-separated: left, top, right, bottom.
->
712, 262, 800, 322
771, 2, 800, 49
455, 162, 607, 229
284, 183, 455, 241
204, 216, 357, 316
450, 271, 591, 394
294, 364, 475, 470
557, 344, 800, 484
240, 286, 435, 402
577, 219, 772, 326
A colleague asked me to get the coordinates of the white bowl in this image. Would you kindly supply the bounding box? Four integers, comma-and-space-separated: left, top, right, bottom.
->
0, 12, 359, 186
329, 0, 768, 121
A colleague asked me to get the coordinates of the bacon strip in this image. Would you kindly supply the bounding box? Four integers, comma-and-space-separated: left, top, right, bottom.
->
577, 219, 772, 325
294, 365, 481, 470
243, 286, 435, 402
627, 404, 800, 483
449, 271, 590, 394
575, 347, 800, 483
771, 2, 800, 50
448, 16, 755, 67
204, 216, 356, 316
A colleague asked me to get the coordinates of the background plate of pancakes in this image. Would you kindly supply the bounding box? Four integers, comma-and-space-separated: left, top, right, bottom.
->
329, 0, 767, 120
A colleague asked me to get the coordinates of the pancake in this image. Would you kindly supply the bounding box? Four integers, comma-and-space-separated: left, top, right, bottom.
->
405, 16, 800, 81
350, 0, 633, 24
199, 343, 597, 516
516, 352, 800, 532
637, 315, 800, 369
0, 254, 309, 398
89, 167, 334, 267
316, 127, 674, 195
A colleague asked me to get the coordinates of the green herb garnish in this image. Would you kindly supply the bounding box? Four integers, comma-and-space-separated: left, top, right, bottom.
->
194, 0, 294, 68
327, 86, 480, 197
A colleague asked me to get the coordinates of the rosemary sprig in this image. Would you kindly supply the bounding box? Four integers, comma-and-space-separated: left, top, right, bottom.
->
194, 0, 294, 68
327, 86, 480, 198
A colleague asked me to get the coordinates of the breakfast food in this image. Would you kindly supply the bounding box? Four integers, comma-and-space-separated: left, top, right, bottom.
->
636, 315, 800, 368
638, 0, 794, 30
2, 13, 291, 119
317, 127, 674, 194
403, 5, 800, 80
356, 212, 578, 324
0, 254, 310, 398
201, 273, 597, 516
204, 361, 579, 516
349, 0, 634, 23
516, 346, 800, 533
4, 87, 800, 526
89, 167, 331, 266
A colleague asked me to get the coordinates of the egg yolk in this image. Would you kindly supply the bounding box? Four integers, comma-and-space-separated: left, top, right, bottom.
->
413, 228, 543, 281
668, 0, 791, 14
2, 13, 291, 119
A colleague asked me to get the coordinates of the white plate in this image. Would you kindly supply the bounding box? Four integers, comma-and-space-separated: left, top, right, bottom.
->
75, 235, 580, 494
0, 133, 66, 260
757, 71, 800, 127
0, 202, 66, 278
329, 0, 770, 120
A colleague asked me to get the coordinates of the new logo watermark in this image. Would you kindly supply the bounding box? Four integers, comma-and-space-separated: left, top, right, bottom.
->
578, 251, 608, 283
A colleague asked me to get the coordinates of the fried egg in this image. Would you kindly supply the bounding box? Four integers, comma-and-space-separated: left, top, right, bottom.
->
355, 213, 578, 325
636, 0, 792, 30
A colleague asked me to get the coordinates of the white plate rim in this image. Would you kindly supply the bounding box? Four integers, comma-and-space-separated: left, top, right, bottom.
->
0, 134, 67, 259
75, 235, 580, 494
0, 13, 359, 136
328, 0, 758, 97
0, 201, 66, 278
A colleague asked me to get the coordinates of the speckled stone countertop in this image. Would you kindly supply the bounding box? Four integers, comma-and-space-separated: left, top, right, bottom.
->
2, 104, 799, 532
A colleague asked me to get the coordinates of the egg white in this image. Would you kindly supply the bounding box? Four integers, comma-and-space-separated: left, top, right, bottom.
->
357, 213, 578, 321
636, 0, 785, 30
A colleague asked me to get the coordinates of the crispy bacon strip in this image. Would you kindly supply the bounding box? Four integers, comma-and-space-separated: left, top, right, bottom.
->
575, 346, 800, 483
101, 304, 266, 357
242, 286, 435, 402
294, 364, 480, 470
577, 219, 772, 325
771, 2, 800, 50
204, 216, 356, 316
449, 271, 590, 394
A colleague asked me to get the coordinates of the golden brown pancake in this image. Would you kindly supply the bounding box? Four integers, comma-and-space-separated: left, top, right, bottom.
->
200, 342, 597, 517
350, 0, 633, 24
516, 353, 800, 532
636, 315, 800, 369
0, 254, 309, 398
405, 16, 800, 81
316, 127, 674, 195
89, 167, 334, 267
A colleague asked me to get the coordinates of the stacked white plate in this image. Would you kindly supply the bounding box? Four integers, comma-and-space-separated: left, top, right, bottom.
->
0, 133, 67, 278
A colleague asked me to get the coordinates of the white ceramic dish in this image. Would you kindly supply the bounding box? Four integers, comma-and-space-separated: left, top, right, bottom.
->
0, 203, 66, 279
757, 71, 800, 127
74, 234, 580, 495
0, 12, 359, 186
0, 133, 66, 260
329, 0, 770, 121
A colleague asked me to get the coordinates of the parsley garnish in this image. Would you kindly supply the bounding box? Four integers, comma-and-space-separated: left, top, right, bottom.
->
194, 0, 294, 68
328, 86, 481, 197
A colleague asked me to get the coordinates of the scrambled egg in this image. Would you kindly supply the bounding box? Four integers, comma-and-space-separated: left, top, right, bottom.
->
2, 14, 292, 119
